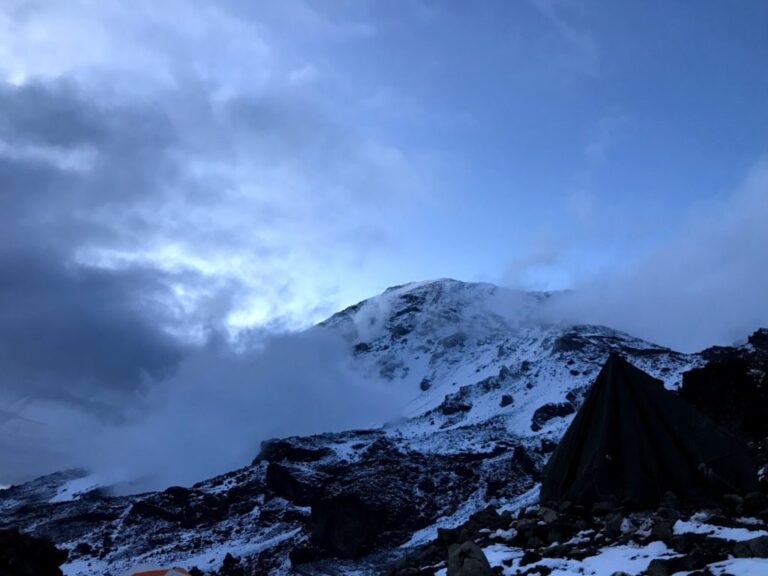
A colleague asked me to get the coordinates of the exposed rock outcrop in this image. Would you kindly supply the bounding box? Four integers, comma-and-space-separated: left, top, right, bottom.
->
530, 402, 575, 432
447, 541, 492, 576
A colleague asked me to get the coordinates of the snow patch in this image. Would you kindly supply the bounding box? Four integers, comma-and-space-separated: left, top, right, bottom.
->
674, 518, 768, 541
49, 474, 103, 503
708, 557, 768, 576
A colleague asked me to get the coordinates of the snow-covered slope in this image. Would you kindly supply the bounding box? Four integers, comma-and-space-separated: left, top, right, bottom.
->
328, 279, 695, 438
0, 279, 706, 575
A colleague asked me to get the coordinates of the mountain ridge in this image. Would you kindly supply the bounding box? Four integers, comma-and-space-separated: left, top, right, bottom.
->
2, 278, 753, 576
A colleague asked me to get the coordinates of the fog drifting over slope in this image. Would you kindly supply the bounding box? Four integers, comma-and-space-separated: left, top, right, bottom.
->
548, 158, 768, 353
3, 328, 403, 490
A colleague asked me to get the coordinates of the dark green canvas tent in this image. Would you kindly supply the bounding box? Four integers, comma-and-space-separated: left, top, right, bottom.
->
540, 354, 758, 508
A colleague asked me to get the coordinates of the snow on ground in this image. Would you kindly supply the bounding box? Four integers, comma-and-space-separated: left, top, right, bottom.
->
61, 558, 108, 576
674, 517, 768, 541
736, 517, 765, 527
179, 527, 301, 572
63, 527, 302, 576
708, 558, 768, 575
481, 541, 678, 576
496, 485, 540, 514
400, 490, 488, 549
49, 474, 104, 503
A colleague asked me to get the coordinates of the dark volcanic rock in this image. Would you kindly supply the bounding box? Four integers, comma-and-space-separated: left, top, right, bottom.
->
732, 535, 768, 558
283, 432, 541, 565
681, 356, 768, 441
478, 366, 515, 392
749, 328, 768, 354
0, 529, 68, 576
552, 333, 587, 353
310, 494, 384, 558
530, 402, 575, 432
389, 495, 768, 576
310, 441, 460, 556
265, 463, 324, 506
447, 541, 492, 576
439, 392, 473, 415
353, 342, 372, 354
218, 552, 246, 576
125, 486, 230, 529
254, 438, 333, 464
743, 492, 768, 514
510, 445, 540, 480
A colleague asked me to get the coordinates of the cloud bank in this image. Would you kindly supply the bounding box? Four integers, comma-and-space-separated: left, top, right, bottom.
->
2, 326, 404, 489
548, 158, 768, 352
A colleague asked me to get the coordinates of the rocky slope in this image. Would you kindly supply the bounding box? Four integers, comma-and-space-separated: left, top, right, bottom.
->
1, 279, 748, 576
389, 328, 768, 576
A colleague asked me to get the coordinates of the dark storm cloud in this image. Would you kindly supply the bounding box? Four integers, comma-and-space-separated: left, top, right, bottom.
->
0, 80, 179, 237
0, 79, 218, 414
0, 81, 107, 147
0, 247, 186, 404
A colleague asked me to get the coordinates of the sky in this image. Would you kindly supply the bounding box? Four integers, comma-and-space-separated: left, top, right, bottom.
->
1, 0, 767, 485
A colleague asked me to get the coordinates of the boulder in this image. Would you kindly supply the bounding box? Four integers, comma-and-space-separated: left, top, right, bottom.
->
510, 445, 539, 479
537, 507, 558, 523
650, 519, 674, 541
218, 552, 246, 576
530, 402, 575, 432
447, 541, 492, 576
743, 492, 768, 514
645, 558, 675, 576
310, 494, 385, 558
439, 390, 473, 415
254, 438, 333, 464
519, 550, 542, 566
733, 535, 768, 558
604, 513, 623, 538
264, 462, 323, 506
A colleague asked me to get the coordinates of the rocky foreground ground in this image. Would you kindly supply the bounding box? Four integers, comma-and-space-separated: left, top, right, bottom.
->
390, 490, 768, 575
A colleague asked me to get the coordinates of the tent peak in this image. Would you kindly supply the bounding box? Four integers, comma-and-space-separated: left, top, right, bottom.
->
540, 355, 758, 508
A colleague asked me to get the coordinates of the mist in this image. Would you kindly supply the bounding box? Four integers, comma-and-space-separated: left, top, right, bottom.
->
545, 158, 768, 353
1, 327, 403, 491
